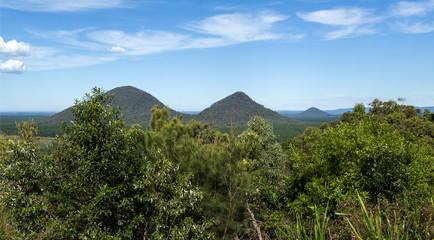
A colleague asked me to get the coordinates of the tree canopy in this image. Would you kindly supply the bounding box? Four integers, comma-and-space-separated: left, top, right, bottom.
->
1, 90, 433, 239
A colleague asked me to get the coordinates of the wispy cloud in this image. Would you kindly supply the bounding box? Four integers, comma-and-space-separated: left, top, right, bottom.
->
297, 8, 379, 26
0, 59, 26, 74
88, 30, 189, 55
392, 21, 434, 33
185, 11, 288, 42
389, 0, 434, 17
297, 7, 382, 39
1, 0, 125, 12
296, 1, 434, 38
389, 0, 434, 34
325, 25, 378, 40
25, 46, 115, 71
13, 11, 290, 71
0, 37, 31, 58
88, 11, 289, 55
28, 29, 102, 50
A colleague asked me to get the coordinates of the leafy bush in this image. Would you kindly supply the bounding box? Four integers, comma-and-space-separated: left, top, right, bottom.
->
0, 88, 212, 239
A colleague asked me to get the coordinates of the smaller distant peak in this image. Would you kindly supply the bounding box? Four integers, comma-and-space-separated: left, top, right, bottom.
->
297, 107, 330, 118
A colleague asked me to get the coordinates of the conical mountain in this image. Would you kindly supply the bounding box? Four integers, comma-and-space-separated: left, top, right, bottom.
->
194, 91, 297, 126
296, 107, 331, 118
39, 86, 183, 126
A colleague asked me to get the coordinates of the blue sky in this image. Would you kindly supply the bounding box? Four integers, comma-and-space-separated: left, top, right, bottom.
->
1, 0, 433, 112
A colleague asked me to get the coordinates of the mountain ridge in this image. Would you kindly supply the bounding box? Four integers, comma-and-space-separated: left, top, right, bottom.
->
38, 86, 434, 126
39, 86, 297, 127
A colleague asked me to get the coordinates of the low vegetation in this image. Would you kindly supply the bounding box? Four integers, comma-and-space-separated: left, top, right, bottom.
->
1, 88, 433, 239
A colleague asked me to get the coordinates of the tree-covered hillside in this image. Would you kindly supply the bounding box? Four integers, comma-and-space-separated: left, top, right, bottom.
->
1, 88, 433, 239
39, 86, 184, 126
194, 91, 298, 126
38, 87, 298, 128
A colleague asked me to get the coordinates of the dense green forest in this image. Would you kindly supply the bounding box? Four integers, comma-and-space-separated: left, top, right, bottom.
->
0, 116, 329, 142
0, 116, 61, 137
1, 88, 433, 239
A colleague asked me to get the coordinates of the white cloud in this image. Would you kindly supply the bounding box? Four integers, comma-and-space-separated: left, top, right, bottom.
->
1, 0, 125, 12
108, 46, 126, 52
388, 1, 434, 34
29, 29, 102, 50
392, 21, 434, 33
87, 12, 289, 55
88, 30, 188, 55
325, 25, 377, 40
297, 8, 379, 26
25, 52, 115, 71
297, 8, 382, 39
0, 59, 26, 73
185, 11, 288, 42
4, 11, 292, 71
389, 0, 434, 17
0, 36, 31, 57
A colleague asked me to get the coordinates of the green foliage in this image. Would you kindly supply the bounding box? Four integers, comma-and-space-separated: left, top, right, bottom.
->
237, 116, 288, 239
238, 116, 285, 208
282, 99, 433, 239
1, 91, 432, 239
287, 100, 433, 208
140, 106, 246, 239
0, 87, 212, 239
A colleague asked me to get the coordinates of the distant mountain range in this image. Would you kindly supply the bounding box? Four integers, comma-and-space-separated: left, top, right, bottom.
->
279, 106, 434, 118
39, 86, 298, 126
278, 107, 337, 118
32, 86, 434, 126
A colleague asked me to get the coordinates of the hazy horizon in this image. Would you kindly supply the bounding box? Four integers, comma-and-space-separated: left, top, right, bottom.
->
1, 1, 433, 112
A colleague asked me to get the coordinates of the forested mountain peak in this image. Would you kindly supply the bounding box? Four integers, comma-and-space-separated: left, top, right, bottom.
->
209, 91, 254, 107
39, 86, 183, 126
39, 86, 300, 127
195, 91, 298, 126
108, 85, 164, 109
